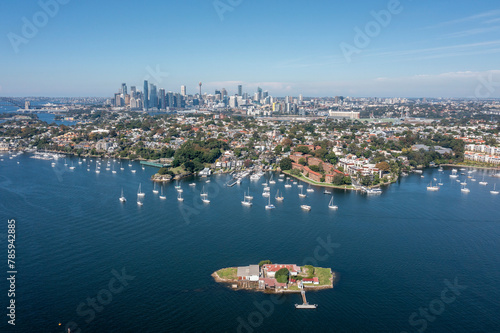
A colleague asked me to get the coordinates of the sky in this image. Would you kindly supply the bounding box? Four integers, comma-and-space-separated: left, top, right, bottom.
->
0, 0, 500, 98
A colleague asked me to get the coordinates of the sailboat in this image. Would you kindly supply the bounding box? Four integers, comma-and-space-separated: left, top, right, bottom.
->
461, 184, 470, 193
284, 179, 292, 188
275, 189, 284, 202
323, 189, 332, 194
159, 187, 166, 200
137, 199, 143, 206
328, 196, 338, 210
119, 189, 126, 203
153, 183, 159, 194
450, 169, 458, 178
427, 180, 439, 191
491, 184, 499, 195
95, 164, 100, 174
112, 165, 117, 174
479, 176, 488, 186
301, 204, 311, 211
200, 186, 207, 197
175, 180, 181, 190
120, 163, 124, 171
241, 193, 252, 206
137, 183, 145, 197
299, 187, 306, 198
69, 162, 76, 170
244, 187, 253, 200
269, 175, 276, 184
265, 195, 275, 209
177, 191, 184, 201
202, 192, 210, 203
306, 184, 314, 192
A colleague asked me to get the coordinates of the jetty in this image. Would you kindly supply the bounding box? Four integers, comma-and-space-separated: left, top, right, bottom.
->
295, 290, 317, 309
140, 160, 171, 168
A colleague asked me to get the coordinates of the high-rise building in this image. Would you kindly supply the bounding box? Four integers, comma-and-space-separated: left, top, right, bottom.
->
221, 88, 227, 99
159, 89, 166, 110
130, 86, 137, 98
167, 92, 174, 108
114, 93, 122, 107
237, 85, 242, 96
143, 80, 149, 110
150, 84, 158, 109
121, 83, 127, 95
181, 85, 186, 96
263, 90, 268, 99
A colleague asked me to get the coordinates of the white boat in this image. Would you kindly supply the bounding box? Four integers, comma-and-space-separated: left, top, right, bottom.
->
479, 176, 488, 186
177, 188, 183, 193
262, 191, 270, 197
106, 167, 110, 171
265, 195, 275, 209
69, 162, 75, 170
153, 183, 159, 194
293, 181, 298, 185
298, 184, 303, 188
51, 162, 56, 167
128, 163, 132, 167
279, 174, 285, 178
206, 180, 210, 183
328, 196, 338, 210
438, 179, 443, 186
278, 178, 284, 182
189, 183, 196, 187
159, 187, 166, 200
427, 181, 439, 191
78, 159, 82, 165
301, 204, 311, 211
438, 167, 443, 172
491, 184, 499, 195
284, 179, 292, 188
324, 189, 332, 194
241, 194, 252, 206
275, 189, 284, 202
137, 200, 143, 206
461, 185, 470, 193
175, 181, 181, 189
131, 170, 136, 173
269, 175, 276, 185
200, 186, 208, 197
306, 185, 314, 193
250, 173, 260, 181
119, 189, 126, 203
460, 181, 467, 186
202, 194, 210, 203
450, 169, 458, 179
299, 187, 306, 198
95, 165, 100, 174
177, 192, 184, 201
263, 186, 270, 191
137, 183, 145, 197
365, 188, 382, 195
244, 188, 253, 200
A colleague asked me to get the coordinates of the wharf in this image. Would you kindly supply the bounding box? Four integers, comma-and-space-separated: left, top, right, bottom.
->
295, 290, 317, 309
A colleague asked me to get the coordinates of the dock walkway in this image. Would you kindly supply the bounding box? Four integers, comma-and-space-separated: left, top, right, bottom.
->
295, 290, 318, 309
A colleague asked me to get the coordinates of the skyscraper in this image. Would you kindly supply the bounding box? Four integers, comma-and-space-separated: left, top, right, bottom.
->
159, 88, 166, 110
143, 80, 149, 110
181, 85, 186, 96
150, 84, 158, 109
121, 83, 127, 96
237, 85, 242, 96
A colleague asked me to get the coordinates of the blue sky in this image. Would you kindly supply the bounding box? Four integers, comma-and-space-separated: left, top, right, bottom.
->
1, 0, 499, 98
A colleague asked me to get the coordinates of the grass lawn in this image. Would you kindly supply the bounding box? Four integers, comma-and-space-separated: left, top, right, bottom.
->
217, 267, 237, 280
282, 170, 354, 189
315, 267, 332, 285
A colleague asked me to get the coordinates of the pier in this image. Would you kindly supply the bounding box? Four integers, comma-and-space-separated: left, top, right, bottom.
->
295, 290, 318, 309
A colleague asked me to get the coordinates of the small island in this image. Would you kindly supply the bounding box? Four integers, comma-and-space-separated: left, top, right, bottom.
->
212, 260, 336, 293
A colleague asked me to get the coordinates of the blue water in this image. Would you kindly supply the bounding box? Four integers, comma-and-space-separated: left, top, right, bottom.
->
0, 105, 76, 126
0, 155, 499, 332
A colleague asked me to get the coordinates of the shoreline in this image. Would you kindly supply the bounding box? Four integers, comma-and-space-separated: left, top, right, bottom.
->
282, 170, 359, 191
212, 267, 336, 294
440, 164, 500, 171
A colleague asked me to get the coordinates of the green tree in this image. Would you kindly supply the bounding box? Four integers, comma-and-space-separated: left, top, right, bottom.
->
298, 158, 307, 166
280, 157, 292, 170
259, 260, 272, 267
275, 268, 289, 284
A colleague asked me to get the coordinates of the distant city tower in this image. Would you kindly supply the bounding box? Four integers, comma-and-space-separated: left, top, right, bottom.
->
199, 82, 202, 97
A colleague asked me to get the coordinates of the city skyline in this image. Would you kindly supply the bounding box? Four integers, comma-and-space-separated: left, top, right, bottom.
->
1, 0, 499, 97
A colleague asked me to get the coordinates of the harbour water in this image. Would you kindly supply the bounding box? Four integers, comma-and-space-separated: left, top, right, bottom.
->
0, 154, 499, 332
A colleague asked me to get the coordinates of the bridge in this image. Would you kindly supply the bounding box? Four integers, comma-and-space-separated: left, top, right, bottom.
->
0, 97, 24, 108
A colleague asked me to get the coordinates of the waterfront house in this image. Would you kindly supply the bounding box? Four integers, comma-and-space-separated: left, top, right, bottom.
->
263, 264, 300, 278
